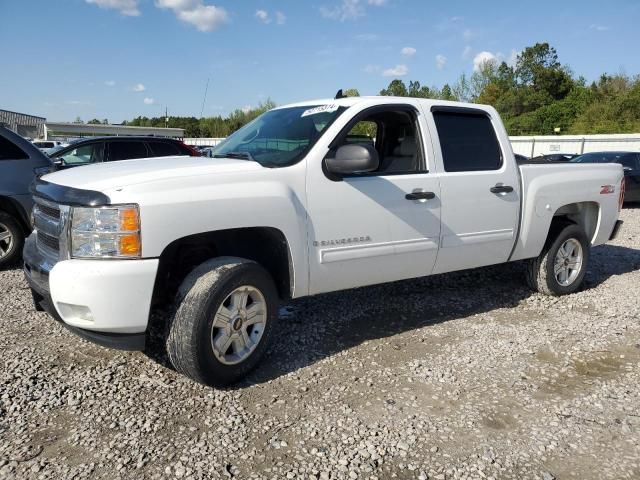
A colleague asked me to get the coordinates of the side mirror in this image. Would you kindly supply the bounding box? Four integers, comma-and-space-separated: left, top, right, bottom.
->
325, 144, 379, 175
623, 166, 632, 172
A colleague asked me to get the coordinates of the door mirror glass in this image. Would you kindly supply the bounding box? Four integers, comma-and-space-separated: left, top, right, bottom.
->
325, 144, 379, 175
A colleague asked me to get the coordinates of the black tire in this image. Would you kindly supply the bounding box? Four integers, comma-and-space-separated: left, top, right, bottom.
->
526, 222, 590, 296
0, 211, 24, 269
166, 257, 278, 387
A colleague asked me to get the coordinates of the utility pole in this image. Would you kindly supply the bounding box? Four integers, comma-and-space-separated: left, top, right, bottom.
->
165, 107, 169, 130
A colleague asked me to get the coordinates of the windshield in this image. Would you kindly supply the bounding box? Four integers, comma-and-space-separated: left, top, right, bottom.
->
212, 105, 347, 167
570, 152, 625, 163
47, 145, 66, 157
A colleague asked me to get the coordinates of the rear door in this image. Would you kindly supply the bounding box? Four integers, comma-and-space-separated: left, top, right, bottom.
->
426, 106, 520, 274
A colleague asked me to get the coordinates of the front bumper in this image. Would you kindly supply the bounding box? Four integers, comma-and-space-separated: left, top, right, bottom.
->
23, 234, 158, 351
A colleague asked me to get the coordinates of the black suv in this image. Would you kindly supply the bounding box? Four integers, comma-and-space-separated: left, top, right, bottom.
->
0, 127, 52, 267
48, 136, 200, 168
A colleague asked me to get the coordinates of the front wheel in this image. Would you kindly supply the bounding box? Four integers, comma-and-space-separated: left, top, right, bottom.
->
526, 223, 590, 296
167, 257, 278, 387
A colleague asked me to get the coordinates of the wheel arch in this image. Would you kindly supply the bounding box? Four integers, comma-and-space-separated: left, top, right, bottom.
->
552, 201, 600, 244
151, 226, 294, 307
0, 195, 30, 233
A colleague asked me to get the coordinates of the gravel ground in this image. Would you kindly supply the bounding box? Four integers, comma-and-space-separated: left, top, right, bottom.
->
1, 207, 639, 480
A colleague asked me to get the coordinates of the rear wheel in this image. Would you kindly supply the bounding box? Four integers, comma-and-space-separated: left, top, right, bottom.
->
167, 257, 278, 387
0, 212, 24, 269
526, 223, 590, 296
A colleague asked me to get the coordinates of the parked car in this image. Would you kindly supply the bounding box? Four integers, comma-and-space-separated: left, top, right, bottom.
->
570, 151, 640, 202
48, 136, 200, 169
0, 127, 52, 267
32, 140, 67, 154
24, 96, 624, 386
530, 153, 580, 163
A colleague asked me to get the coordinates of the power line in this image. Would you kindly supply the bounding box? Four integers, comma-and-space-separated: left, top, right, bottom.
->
200, 78, 210, 118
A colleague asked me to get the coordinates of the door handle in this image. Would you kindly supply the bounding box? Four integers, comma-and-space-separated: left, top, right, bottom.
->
405, 191, 436, 200
490, 185, 514, 194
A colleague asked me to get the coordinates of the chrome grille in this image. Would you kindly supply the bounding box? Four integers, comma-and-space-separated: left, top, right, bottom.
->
33, 197, 62, 259
37, 231, 59, 251
38, 203, 60, 220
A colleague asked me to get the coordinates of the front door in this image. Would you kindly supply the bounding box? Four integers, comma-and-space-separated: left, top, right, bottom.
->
305, 104, 441, 295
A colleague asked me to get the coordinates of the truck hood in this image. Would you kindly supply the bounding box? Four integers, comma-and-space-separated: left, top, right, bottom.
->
41, 156, 263, 192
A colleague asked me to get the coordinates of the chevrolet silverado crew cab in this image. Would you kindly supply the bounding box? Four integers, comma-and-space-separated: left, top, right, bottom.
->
23, 96, 625, 386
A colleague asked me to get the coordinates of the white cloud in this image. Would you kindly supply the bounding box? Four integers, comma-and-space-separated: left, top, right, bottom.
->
462, 45, 472, 59
257, 10, 285, 25
436, 54, 447, 70
133, 83, 146, 92
143, 97, 155, 105
242, 105, 252, 114
155, 0, 228, 32
355, 33, 377, 41
363, 64, 380, 74
66, 100, 93, 106
401, 47, 416, 57
255, 9, 270, 23
382, 64, 408, 77
589, 24, 609, 31
85, 0, 140, 16
320, 0, 385, 21
104, 80, 116, 87
473, 51, 497, 71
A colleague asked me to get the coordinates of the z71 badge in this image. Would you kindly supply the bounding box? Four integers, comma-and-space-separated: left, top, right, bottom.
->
313, 236, 371, 247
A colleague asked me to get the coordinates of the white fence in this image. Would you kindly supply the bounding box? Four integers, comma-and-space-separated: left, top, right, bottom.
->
185, 134, 640, 157
510, 134, 640, 157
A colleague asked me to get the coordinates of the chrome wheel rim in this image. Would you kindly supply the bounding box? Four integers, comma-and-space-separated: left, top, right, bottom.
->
554, 238, 583, 286
210, 285, 267, 365
0, 222, 14, 259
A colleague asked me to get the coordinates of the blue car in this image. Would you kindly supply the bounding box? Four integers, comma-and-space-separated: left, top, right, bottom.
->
0, 127, 52, 267
571, 151, 640, 203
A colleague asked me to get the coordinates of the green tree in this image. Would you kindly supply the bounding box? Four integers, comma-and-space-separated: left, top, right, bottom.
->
380, 79, 408, 97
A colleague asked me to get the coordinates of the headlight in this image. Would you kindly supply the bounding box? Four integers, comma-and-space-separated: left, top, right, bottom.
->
70, 205, 141, 258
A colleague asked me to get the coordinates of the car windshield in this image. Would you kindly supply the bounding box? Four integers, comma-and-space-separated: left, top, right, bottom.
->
46, 145, 67, 157
212, 105, 347, 167
570, 152, 625, 163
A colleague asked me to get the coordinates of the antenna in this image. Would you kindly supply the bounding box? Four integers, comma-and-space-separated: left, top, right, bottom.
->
200, 78, 210, 118
335, 89, 345, 99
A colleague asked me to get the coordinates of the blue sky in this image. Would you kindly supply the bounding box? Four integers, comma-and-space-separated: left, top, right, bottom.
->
1, 0, 639, 123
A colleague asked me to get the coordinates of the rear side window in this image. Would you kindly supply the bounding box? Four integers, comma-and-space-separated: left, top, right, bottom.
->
0, 136, 29, 160
433, 111, 502, 172
109, 141, 149, 162
148, 141, 181, 157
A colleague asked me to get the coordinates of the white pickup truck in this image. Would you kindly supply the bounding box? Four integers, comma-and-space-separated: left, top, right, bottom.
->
24, 96, 625, 386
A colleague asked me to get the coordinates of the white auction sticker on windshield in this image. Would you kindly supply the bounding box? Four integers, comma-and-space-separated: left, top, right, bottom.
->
301, 104, 340, 117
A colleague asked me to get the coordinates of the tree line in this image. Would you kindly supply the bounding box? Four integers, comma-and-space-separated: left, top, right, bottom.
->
375, 42, 640, 135
77, 43, 639, 137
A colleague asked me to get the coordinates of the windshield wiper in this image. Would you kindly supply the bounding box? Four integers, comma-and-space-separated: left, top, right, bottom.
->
212, 151, 256, 162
